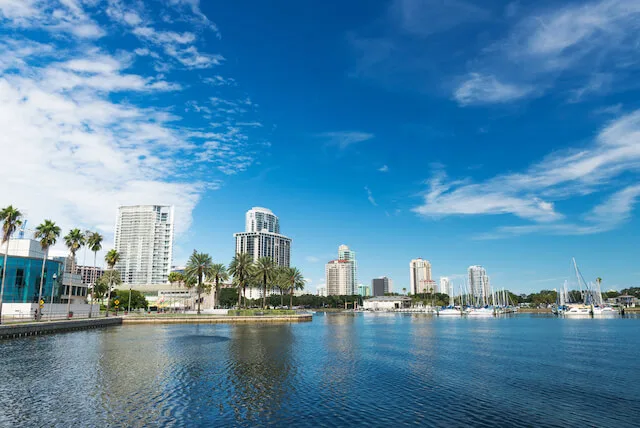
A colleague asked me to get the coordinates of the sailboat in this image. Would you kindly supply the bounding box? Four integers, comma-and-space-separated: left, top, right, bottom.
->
437, 284, 463, 316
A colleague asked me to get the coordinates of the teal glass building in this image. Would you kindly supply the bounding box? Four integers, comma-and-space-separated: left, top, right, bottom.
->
0, 256, 65, 303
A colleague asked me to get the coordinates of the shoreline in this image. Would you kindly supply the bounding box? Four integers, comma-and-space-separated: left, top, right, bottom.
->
122, 314, 313, 324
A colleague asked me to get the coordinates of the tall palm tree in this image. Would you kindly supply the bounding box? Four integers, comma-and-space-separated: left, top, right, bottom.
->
103, 250, 120, 316
0, 206, 23, 324
274, 266, 289, 307
86, 232, 103, 318
184, 250, 215, 315
284, 267, 305, 308
254, 257, 275, 309
34, 220, 61, 320
228, 253, 254, 308
64, 228, 85, 319
105, 249, 120, 269
210, 263, 228, 308
100, 270, 122, 316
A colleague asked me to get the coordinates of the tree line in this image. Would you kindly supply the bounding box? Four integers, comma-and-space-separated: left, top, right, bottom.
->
168, 251, 305, 314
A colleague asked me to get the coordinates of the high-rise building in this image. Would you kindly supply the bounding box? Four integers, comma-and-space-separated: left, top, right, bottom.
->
409, 258, 435, 295
234, 207, 291, 268
114, 205, 174, 285
338, 244, 357, 288
326, 260, 355, 296
371, 277, 390, 296
358, 284, 371, 297
468, 265, 490, 305
439, 276, 452, 295
234, 207, 292, 300
317, 285, 327, 297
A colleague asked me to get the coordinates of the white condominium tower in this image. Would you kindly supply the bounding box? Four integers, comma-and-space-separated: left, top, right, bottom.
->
234, 207, 291, 267
409, 258, 434, 295
468, 265, 490, 305
338, 244, 357, 289
326, 260, 355, 296
439, 276, 452, 295
114, 205, 174, 285
325, 244, 358, 296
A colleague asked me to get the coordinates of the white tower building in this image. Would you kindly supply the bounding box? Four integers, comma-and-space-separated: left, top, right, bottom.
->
468, 265, 490, 305
439, 276, 452, 295
338, 244, 357, 293
114, 205, 174, 285
409, 258, 434, 295
234, 207, 292, 299
325, 260, 354, 296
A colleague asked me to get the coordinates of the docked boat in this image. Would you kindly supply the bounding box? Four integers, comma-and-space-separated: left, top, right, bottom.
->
466, 306, 495, 317
592, 306, 617, 316
438, 306, 462, 316
564, 304, 592, 316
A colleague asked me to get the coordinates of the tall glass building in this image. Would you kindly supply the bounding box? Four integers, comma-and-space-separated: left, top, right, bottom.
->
0, 255, 65, 303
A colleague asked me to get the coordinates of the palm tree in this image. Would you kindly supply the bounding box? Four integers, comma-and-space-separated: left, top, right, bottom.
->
0, 206, 22, 324
64, 228, 85, 319
100, 270, 121, 316
284, 267, 304, 308
105, 249, 120, 269
228, 253, 254, 308
104, 250, 120, 316
86, 232, 103, 318
210, 263, 228, 308
184, 250, 215, 315
274, 266, 290, 307
34, 220, 61, 320
254, 257, 275, 309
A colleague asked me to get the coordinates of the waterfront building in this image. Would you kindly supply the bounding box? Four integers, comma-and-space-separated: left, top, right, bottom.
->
371, 277, 390, 297
234, 207, 291, 268
338, 244, 357, 289
0, 239, 94, 319
410, 258, 435, 295
234, 207, 292, 300
468, 265, 491, 305
114, 205, 174, 285
439, 276, 452, 295
363, 296, 412, 311
326, 260, 354, 296
317, 286, 327, 297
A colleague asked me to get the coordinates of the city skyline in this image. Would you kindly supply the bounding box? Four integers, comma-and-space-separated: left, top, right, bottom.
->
1, 0, 639, 294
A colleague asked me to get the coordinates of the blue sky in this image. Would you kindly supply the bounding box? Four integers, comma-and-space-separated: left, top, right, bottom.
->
1, 0, 640, 294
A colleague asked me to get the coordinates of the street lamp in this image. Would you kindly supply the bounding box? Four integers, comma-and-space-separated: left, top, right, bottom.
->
127, 284, 132, 314
49, 273, 57, 321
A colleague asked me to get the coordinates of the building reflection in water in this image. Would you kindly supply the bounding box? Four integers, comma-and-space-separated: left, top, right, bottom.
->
226, 324, 295, 424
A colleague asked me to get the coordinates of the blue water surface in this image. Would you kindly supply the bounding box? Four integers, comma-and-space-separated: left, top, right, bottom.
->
1, 313, 639, 427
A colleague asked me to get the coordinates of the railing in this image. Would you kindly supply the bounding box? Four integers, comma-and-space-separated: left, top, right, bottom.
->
0, 311, 124, 324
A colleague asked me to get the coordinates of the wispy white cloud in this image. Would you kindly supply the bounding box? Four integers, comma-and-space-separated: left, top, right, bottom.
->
318, 131, 374, 150
378, 164, 389, 172
305, 256, 320, 263
414, 110, 640, 236
365, 186, 378, 206
0, 0, 104, 38
454, 73, 534, 105
203, 75, 236, 86
455, 0, 640, 104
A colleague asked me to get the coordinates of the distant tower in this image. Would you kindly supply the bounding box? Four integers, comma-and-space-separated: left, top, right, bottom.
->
468, 266, 490, 305
338, 244, 357, 294
409, 258, 434, 295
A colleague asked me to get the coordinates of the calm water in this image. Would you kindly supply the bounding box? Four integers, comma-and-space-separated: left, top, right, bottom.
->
1, 314, 640, 427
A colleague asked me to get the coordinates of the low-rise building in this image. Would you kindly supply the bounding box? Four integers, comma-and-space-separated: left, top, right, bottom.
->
363, 296, 412, 311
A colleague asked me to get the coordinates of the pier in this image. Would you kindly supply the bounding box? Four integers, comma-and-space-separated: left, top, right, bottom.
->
0, 317, 123, 340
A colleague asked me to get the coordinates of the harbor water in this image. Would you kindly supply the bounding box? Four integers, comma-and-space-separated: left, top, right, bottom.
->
1, 313, 639, 427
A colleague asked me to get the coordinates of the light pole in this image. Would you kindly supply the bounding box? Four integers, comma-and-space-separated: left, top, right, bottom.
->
48, 273, 57, 321
127, 284, 132, 314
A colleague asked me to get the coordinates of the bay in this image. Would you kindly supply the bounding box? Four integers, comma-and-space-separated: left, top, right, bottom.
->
1, 313, 639, 427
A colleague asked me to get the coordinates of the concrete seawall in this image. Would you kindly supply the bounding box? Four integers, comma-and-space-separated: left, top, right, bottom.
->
0, 317, 123, 340
123, 315, 313, 324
